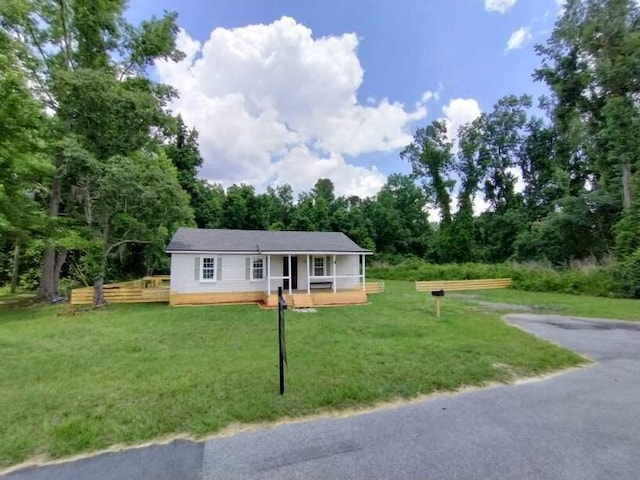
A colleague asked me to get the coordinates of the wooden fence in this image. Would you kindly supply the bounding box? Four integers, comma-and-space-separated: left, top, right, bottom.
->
365, 280, 385, 294
70, 277, 170, 305
415, 278, 513, 292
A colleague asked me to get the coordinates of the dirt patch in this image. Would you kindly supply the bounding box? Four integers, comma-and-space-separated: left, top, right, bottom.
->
475, 301, 534, 312
451, 294, 554, 313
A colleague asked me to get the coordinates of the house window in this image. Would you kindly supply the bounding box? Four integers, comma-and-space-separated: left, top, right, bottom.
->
252, 256, 264, 280
201, 256, 216, 281
313, 256, 325, 276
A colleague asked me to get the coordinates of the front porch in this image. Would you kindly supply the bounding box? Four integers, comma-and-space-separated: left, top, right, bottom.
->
263, 288, 368, 308
262, 253, 367, 307
265, 253, 366, 291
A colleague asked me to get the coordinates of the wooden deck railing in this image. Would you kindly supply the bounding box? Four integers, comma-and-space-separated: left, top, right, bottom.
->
415, 278, 513, 292
365, 281, 385, 294
70, 276, 170, 305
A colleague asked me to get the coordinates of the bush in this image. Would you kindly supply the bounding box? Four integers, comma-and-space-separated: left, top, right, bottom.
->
615, 249, 640, 299
368, 260, 514, 282
368, 258, 628, 298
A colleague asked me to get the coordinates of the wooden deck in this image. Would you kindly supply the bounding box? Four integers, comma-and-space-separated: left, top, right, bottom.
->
70, 278, 377, 307
263, 289, 368, 308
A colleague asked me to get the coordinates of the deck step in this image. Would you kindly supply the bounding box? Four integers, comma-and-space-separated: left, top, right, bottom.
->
291, 294, 314, 308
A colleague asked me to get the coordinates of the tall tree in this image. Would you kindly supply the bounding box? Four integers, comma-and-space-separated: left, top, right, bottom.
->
165, 115, 204, 199
534, 0, 640, 260
480, 94, 531, 213
0, 31, 52, 291
1, 0, 188, 299
402, 120, 455, 224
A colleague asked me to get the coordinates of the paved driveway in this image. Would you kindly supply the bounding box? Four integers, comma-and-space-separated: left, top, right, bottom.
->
4, 314, 640, 480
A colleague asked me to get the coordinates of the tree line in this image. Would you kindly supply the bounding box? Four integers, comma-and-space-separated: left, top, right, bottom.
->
1, 0, 639, 301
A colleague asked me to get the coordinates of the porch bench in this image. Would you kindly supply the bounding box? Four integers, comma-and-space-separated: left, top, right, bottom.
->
310, 281, 333, 290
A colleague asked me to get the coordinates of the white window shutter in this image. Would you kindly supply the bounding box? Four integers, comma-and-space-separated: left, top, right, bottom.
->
194, 256, 200, 281
245, 257, 251, 280
217, 257, 223, 281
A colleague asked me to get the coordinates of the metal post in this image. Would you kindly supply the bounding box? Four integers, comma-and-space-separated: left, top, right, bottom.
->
333, 255, 337, 293
267, 255, 271, 294
288, 255, 292, 295
278, 286, 287, 395
306, 254, 310, 294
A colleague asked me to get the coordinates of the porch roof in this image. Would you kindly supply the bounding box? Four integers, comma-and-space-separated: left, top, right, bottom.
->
167, 228, 372, 254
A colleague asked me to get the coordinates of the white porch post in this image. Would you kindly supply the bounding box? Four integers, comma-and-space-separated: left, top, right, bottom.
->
306, 254, 310, 294
267, 255, 271, 294
288, 254, 292, 295
333, 255, 337, 293
362, 254, 366, 291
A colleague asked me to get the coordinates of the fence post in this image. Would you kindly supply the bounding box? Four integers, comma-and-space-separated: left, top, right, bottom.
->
278, 286, 287, 395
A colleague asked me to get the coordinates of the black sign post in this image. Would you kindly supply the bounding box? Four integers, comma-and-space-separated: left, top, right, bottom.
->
278, 286, 287, 395
431, 289, 445, 318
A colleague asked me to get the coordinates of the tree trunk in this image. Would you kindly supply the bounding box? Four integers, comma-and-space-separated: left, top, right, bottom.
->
38, 172, 62, 299
622, 162, 632, 209
93, 277, 105, 306
10, 242, 20, 294
93, 223, 111, 307
53, 248, 68, 295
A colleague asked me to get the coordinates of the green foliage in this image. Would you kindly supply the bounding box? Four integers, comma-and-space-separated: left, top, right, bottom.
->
0, 35, 51, 235
368, 258, 633, 298
615, 248, 640, 298
368, 259, 515, 282
1, 0, 640, 298
402, 120, 455, 223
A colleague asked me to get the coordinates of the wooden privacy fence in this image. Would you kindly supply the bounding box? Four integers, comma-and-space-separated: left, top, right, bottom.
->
415, 278, 513, 293
70, 277, 170, 305
365, 280, 385, 294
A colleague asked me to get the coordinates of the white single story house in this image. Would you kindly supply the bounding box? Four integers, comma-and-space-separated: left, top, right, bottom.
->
166, 228, 372, 307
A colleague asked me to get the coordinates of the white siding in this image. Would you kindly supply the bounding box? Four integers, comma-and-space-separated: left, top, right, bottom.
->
336, 255, 360, 289
170, 252, 362, 293
298, 255, 308, 290
170, 253, 266, 293
268, 255, 284, 292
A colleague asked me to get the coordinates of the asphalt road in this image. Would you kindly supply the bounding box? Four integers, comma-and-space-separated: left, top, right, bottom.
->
4, 314, 640, 480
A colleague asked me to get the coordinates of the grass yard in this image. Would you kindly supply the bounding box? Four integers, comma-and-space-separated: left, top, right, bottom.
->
454, 287, 640, 321
0, 281, 584, 469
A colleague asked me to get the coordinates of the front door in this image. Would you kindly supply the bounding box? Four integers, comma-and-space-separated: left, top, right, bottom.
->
283, 256, 298, 290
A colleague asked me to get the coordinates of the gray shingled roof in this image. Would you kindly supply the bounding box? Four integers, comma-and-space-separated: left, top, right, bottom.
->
166, 228, 371, 253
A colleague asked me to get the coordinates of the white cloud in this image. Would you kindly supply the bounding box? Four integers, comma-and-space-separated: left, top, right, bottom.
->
267, 146, 386, 199
485, 0, 517, 14
440, 98, 482, 143
505, 26, 532, 51
155, 17, 430, 198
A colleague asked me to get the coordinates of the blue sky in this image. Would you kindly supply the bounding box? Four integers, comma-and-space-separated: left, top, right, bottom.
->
127, 0, 562, 198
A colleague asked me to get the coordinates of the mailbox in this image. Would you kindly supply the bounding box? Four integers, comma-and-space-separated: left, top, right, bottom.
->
431, 289, 445, 297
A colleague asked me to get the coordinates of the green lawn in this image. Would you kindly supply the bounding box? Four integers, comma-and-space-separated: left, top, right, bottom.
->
453, 286, 640, 321
1, 281, 584, 469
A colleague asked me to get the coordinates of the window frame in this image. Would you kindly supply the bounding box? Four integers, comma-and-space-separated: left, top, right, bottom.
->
313, 256, 325, 277
200, 256, 217, 282
251, 256, 264, 281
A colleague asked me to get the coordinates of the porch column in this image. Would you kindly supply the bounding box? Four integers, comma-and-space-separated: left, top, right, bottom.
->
306, 254, 310, 294
267, 255, 271, 294
288, 254, 292, 295
362, 254, 366, 291
333, 255, 337, 293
